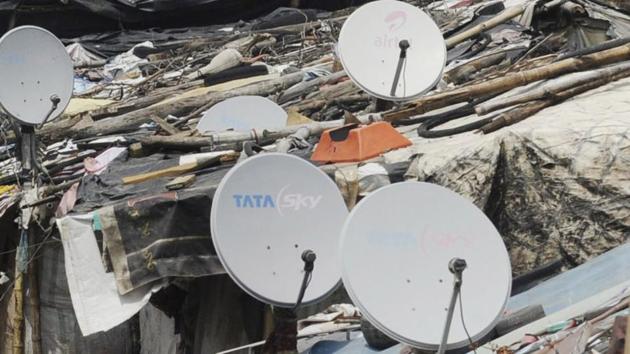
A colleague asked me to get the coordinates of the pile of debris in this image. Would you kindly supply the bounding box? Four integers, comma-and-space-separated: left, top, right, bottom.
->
0, 0, 628, 352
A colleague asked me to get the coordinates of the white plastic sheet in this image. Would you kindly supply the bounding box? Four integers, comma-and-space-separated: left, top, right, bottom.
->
57, 213, 161, 336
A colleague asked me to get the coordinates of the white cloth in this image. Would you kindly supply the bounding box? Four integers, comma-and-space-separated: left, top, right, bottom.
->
66, 43, 105, 67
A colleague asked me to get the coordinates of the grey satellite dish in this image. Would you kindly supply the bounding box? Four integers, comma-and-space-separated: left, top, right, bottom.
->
211, 153, 348, 307
0, 26, 73, 125
339, 182, 511, 351
197, 96, 288, 133
337, 0, 446, 101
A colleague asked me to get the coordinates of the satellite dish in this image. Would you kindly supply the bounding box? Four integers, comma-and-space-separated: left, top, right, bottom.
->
339, 182, 511, 350
211, 153, 348, 307
337, 0, 446, 101
197, 96, 288, 133
0, 26, 73, 125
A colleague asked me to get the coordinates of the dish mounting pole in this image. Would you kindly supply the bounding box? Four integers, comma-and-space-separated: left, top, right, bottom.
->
12, 95, 58, 354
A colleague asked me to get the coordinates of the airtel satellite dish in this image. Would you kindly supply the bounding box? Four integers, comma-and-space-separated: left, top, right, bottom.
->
197, 96, 288, 133
339, 182, 511, 350
0, 26, 73, 125
211, 153, 348, 307
337, 0, 446, 101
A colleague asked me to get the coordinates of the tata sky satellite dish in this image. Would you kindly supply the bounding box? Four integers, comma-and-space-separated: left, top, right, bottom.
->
0, 26, 73, 125
337, 0, 446, 101
339, 182, 511, 351
211, 153, 348, 307
197, 96, 288, 133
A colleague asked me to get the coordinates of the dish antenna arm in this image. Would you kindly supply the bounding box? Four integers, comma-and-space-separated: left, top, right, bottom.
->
390, 39, 411, 97
18, 95, 59, 180
39, 94, 61, 128
292, 249, 316, 312
437, 258, 467, 354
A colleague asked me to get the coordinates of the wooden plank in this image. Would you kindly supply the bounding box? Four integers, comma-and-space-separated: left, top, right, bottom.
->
122, 156, 220, 185
123, 162, 198, 185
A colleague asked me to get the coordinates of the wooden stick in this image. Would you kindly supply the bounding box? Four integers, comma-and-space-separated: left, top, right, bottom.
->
445, 6, 526, 49
150, 115, 179, 135
444, 52, 507, 85
292, 94, 369, 112
122, 156, 221, 185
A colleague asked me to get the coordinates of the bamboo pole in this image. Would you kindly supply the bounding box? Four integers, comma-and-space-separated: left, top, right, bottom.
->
445, 6, 526, 49
479, 67, 630, 133
12, 271, 23, 354
28, 236, 41, 354
383, 44, 630, 122
292, 94, 369, 112
475, 61, 630, 115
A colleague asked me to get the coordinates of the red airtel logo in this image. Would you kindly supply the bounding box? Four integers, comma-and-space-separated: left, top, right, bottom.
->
385, 11, 407, 32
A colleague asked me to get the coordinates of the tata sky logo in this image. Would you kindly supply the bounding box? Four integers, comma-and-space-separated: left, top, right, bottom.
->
232, 186, 322, 215
374, 10, 411, 48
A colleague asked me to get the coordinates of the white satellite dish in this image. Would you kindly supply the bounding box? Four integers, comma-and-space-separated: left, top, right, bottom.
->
211, 153, 348, 307
0, 26, 74, 125
197, 96, 288, 133
337, 0, 446, 101
339, 182, 511, 351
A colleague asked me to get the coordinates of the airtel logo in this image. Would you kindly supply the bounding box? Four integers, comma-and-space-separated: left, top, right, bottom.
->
385, 11, 407, 32
374, 11, 410, 48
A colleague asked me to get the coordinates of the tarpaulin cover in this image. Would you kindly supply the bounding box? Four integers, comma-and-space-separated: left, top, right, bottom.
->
73, 153, 231, 294
69, 0, 288, 24
0, 0, 20, 11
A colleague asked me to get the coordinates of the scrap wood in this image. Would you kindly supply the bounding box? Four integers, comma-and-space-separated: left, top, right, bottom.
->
89, 94, 171, 120
68, 71, 304, 139
445, 5, 526, 49
149, 115, 179, 135
383, 43, 630, 122
138, 112, 376, 151
480, 66, 630, 134
291, 94, 370, 112
476, 61, 630, 115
